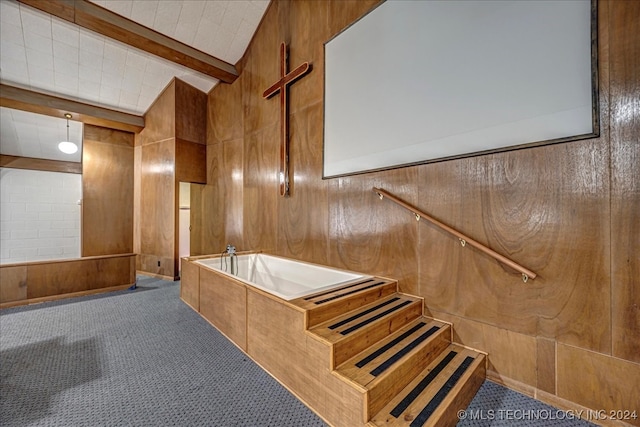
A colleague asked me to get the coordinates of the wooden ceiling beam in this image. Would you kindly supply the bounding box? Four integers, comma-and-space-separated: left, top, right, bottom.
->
17, 0, 239, 84
0, 84, 144, 133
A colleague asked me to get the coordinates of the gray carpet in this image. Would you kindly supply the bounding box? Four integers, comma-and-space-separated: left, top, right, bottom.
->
0, 276, 595, 427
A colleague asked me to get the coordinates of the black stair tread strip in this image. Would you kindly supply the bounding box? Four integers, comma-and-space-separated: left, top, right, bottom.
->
355, 322, 427, 368
339, 300, 413, 335
389, 351, 458, 418
314, 281, 387, 305
303, 278, 376, 300
369, 325, 441, 377
328, 297, 400, 330
409, 356, 475, 427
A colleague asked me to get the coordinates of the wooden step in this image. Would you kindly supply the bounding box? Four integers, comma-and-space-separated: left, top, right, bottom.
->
309, 293, 423, 369
370, 344, 485, 427
335, 317, 452, 419
290, 277, 398, 328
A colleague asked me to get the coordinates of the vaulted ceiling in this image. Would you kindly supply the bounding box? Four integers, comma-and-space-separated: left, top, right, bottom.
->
0, 0, 270, 162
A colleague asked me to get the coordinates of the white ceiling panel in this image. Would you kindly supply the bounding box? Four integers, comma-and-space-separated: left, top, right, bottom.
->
0, 1, 220, 116
0, 0, 270, 163
91, 0, 270, 65
0, 107, 83, 163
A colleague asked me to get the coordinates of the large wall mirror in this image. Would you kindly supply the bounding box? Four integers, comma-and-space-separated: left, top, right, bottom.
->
323, 0, 598, 178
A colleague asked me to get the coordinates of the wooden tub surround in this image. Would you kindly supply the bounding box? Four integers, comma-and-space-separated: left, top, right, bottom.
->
181, 255, 487, 426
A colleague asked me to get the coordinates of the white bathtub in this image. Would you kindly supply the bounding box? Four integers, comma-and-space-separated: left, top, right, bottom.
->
195, 253, 371, 300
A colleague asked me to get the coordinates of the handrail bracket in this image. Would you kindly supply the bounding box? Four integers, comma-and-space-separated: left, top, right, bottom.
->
372, 187, 537, 282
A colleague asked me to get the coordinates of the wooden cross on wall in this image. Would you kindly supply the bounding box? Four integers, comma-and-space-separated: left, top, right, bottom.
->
263, 42, 312, 197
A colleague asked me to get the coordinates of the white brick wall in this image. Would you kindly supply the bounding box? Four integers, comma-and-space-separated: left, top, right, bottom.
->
0, 168, 82, 264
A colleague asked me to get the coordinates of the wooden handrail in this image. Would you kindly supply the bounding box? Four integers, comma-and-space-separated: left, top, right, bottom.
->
373, 187, 537, 282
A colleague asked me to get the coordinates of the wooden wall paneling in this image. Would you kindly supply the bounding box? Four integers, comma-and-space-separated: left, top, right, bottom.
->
416, 160, 467, 316
536, 337, 556, 395
609, 0, 640, 363
0, 265, 27, 303
0, 155, 82, 174
557, 343, 640, 426
207, 78, 243, 145
133, 144, 142, 261
241, 1, 280, 136
327, 0, 381, 39
448, 141, 611, 353
137, 80, 175, 147
528, 140, 611, 352
328, 168, 419, 295
198, 143, 226, 255
222, 139, 245, 250
175, 79, 207, 144
189, 183, 204, 256
83, 125, 135, 147
288, 1, 328, 112
199, 267, 247, 350
139, 138, 176, 278
82, 126, 134, 256
243, 126, 279, 253
460, 152, 543, 330
175, 139, 206, 184
432, 310, 537, 392
278, 103, 329, 265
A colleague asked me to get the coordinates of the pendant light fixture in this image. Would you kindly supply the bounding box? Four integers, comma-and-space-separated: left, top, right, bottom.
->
58, 113, 78, 154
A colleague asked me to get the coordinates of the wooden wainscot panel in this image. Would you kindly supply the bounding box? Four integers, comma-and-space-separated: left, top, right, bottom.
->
0, 265, 27, 303
27, 260, 89, 299
180, 258, 200, 311
25, 255, 135, 300
536, 337, 556, 395
199, 267, 247, 351
557, 343, 640, 427
246, 289, 365, 427
88, 256, 135, 290
432, 310, 537, 394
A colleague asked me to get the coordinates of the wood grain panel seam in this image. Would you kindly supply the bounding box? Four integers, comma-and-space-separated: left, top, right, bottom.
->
560, 341, 640, 367
605, 0, 614, 361
140, 137, 176, 146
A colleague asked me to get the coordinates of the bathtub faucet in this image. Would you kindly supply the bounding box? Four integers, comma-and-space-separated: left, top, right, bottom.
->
222, 244, 238, 276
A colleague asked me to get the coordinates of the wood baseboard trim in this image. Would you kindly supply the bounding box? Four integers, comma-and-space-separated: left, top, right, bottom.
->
136, 271, 176, 281
0, 283, 134, 309
484, 375, 633, 427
